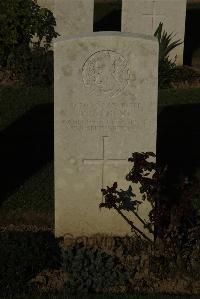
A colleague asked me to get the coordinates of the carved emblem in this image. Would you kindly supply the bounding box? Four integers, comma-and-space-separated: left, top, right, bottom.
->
82, 50, 130, 97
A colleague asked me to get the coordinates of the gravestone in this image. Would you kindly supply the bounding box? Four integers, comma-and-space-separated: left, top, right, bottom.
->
122, 0, 187, 65
36, 0, 94, 36
54, 32, 158, 239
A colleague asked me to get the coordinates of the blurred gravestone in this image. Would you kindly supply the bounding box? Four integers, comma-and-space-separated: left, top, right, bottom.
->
36, 0, 94, 36
122, 0, 187, 65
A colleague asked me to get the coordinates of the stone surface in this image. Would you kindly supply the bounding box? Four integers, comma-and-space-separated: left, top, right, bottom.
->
54, 32, 158, 238
122, 0, 187, 65
37, 0, 94, 37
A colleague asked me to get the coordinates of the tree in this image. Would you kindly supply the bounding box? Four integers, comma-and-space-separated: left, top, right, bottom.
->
0, 0, 58, 67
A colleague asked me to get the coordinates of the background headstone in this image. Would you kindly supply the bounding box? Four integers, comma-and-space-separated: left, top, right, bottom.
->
54, 32, 158, 239
122, 0, 187, 65
36, 0, 94, 37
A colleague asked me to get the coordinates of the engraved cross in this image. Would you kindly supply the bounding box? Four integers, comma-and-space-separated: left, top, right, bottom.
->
143, 0, 165, 33
82, 136, 128, 189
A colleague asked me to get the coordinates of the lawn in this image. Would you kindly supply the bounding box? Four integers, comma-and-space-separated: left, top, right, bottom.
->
0, 84, 200, 227
0, 84, 200, 297
0, 85, 53, 131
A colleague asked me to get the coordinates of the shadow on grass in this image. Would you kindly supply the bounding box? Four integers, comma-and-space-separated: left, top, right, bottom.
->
157, 103, 200, 175
0, 103, 53, 205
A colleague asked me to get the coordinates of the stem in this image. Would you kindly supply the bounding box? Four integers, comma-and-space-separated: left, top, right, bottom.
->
114, 205, 153, 243
132, 210, 154, 234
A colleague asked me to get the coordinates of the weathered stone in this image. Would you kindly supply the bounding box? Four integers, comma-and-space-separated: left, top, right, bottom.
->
122, 0, 187, 65
37, 0, 94, 37
54, 32, 158, 239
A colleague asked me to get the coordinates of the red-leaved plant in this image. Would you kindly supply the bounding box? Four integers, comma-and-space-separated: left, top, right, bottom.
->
99, 152, 160, 243
99, 152, 200, 245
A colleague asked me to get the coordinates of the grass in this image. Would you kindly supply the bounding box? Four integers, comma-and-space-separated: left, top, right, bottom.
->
158, 87, 200, 113
0, 84, 200, 227
0, 84, 54, 227
0, 84, 199, 129
159, 87, 200, 106
0, 84, 53, 131
0, 84, 200, 297
0, 161, 53, 227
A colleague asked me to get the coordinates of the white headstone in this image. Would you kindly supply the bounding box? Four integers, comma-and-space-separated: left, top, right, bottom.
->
54, 32, 158, 239
37, 0, 94, 36
122, 0, 187, 65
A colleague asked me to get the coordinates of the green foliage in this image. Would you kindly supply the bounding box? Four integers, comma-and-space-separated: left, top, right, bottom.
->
154, 23, 182, 62
157, 58, 176, 89
0, 0, 58, 85
63, 242, 136, 294
154, 22, 182, 89
8, 46, 54, 86
0, 0, 58, 65
154, 24, 200, 89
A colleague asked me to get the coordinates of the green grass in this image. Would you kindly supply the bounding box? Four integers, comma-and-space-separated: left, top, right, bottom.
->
1, 84, 199, 130
0, 161, 53, 227
0, 85, 200, 226
0, 84, 54, 227
0, 86, 200, 222
158, 87, 200, 106
0, 84, 200, 297
0, 84, 53, 131
158, 87, 200, 112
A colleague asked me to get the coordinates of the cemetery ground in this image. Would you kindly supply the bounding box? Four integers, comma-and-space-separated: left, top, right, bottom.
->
0, 83, 200, 298
1, 84, 200, 228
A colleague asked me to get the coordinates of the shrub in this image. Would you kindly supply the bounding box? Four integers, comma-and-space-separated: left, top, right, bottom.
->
8, 46, 54, 86
158, 58, 176, 89
98, 151, 200, 283
99, 152, 200, 243
100, 152, 157, 243
63, 241, 136, 294
154, 23, 182, 63
154, 22, 183, 89
0, 0, 58, 85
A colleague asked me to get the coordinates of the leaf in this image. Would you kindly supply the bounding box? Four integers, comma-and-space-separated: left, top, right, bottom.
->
113, 182, 118, 189
146, 152, 156, 157
154, 21, 183, 62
